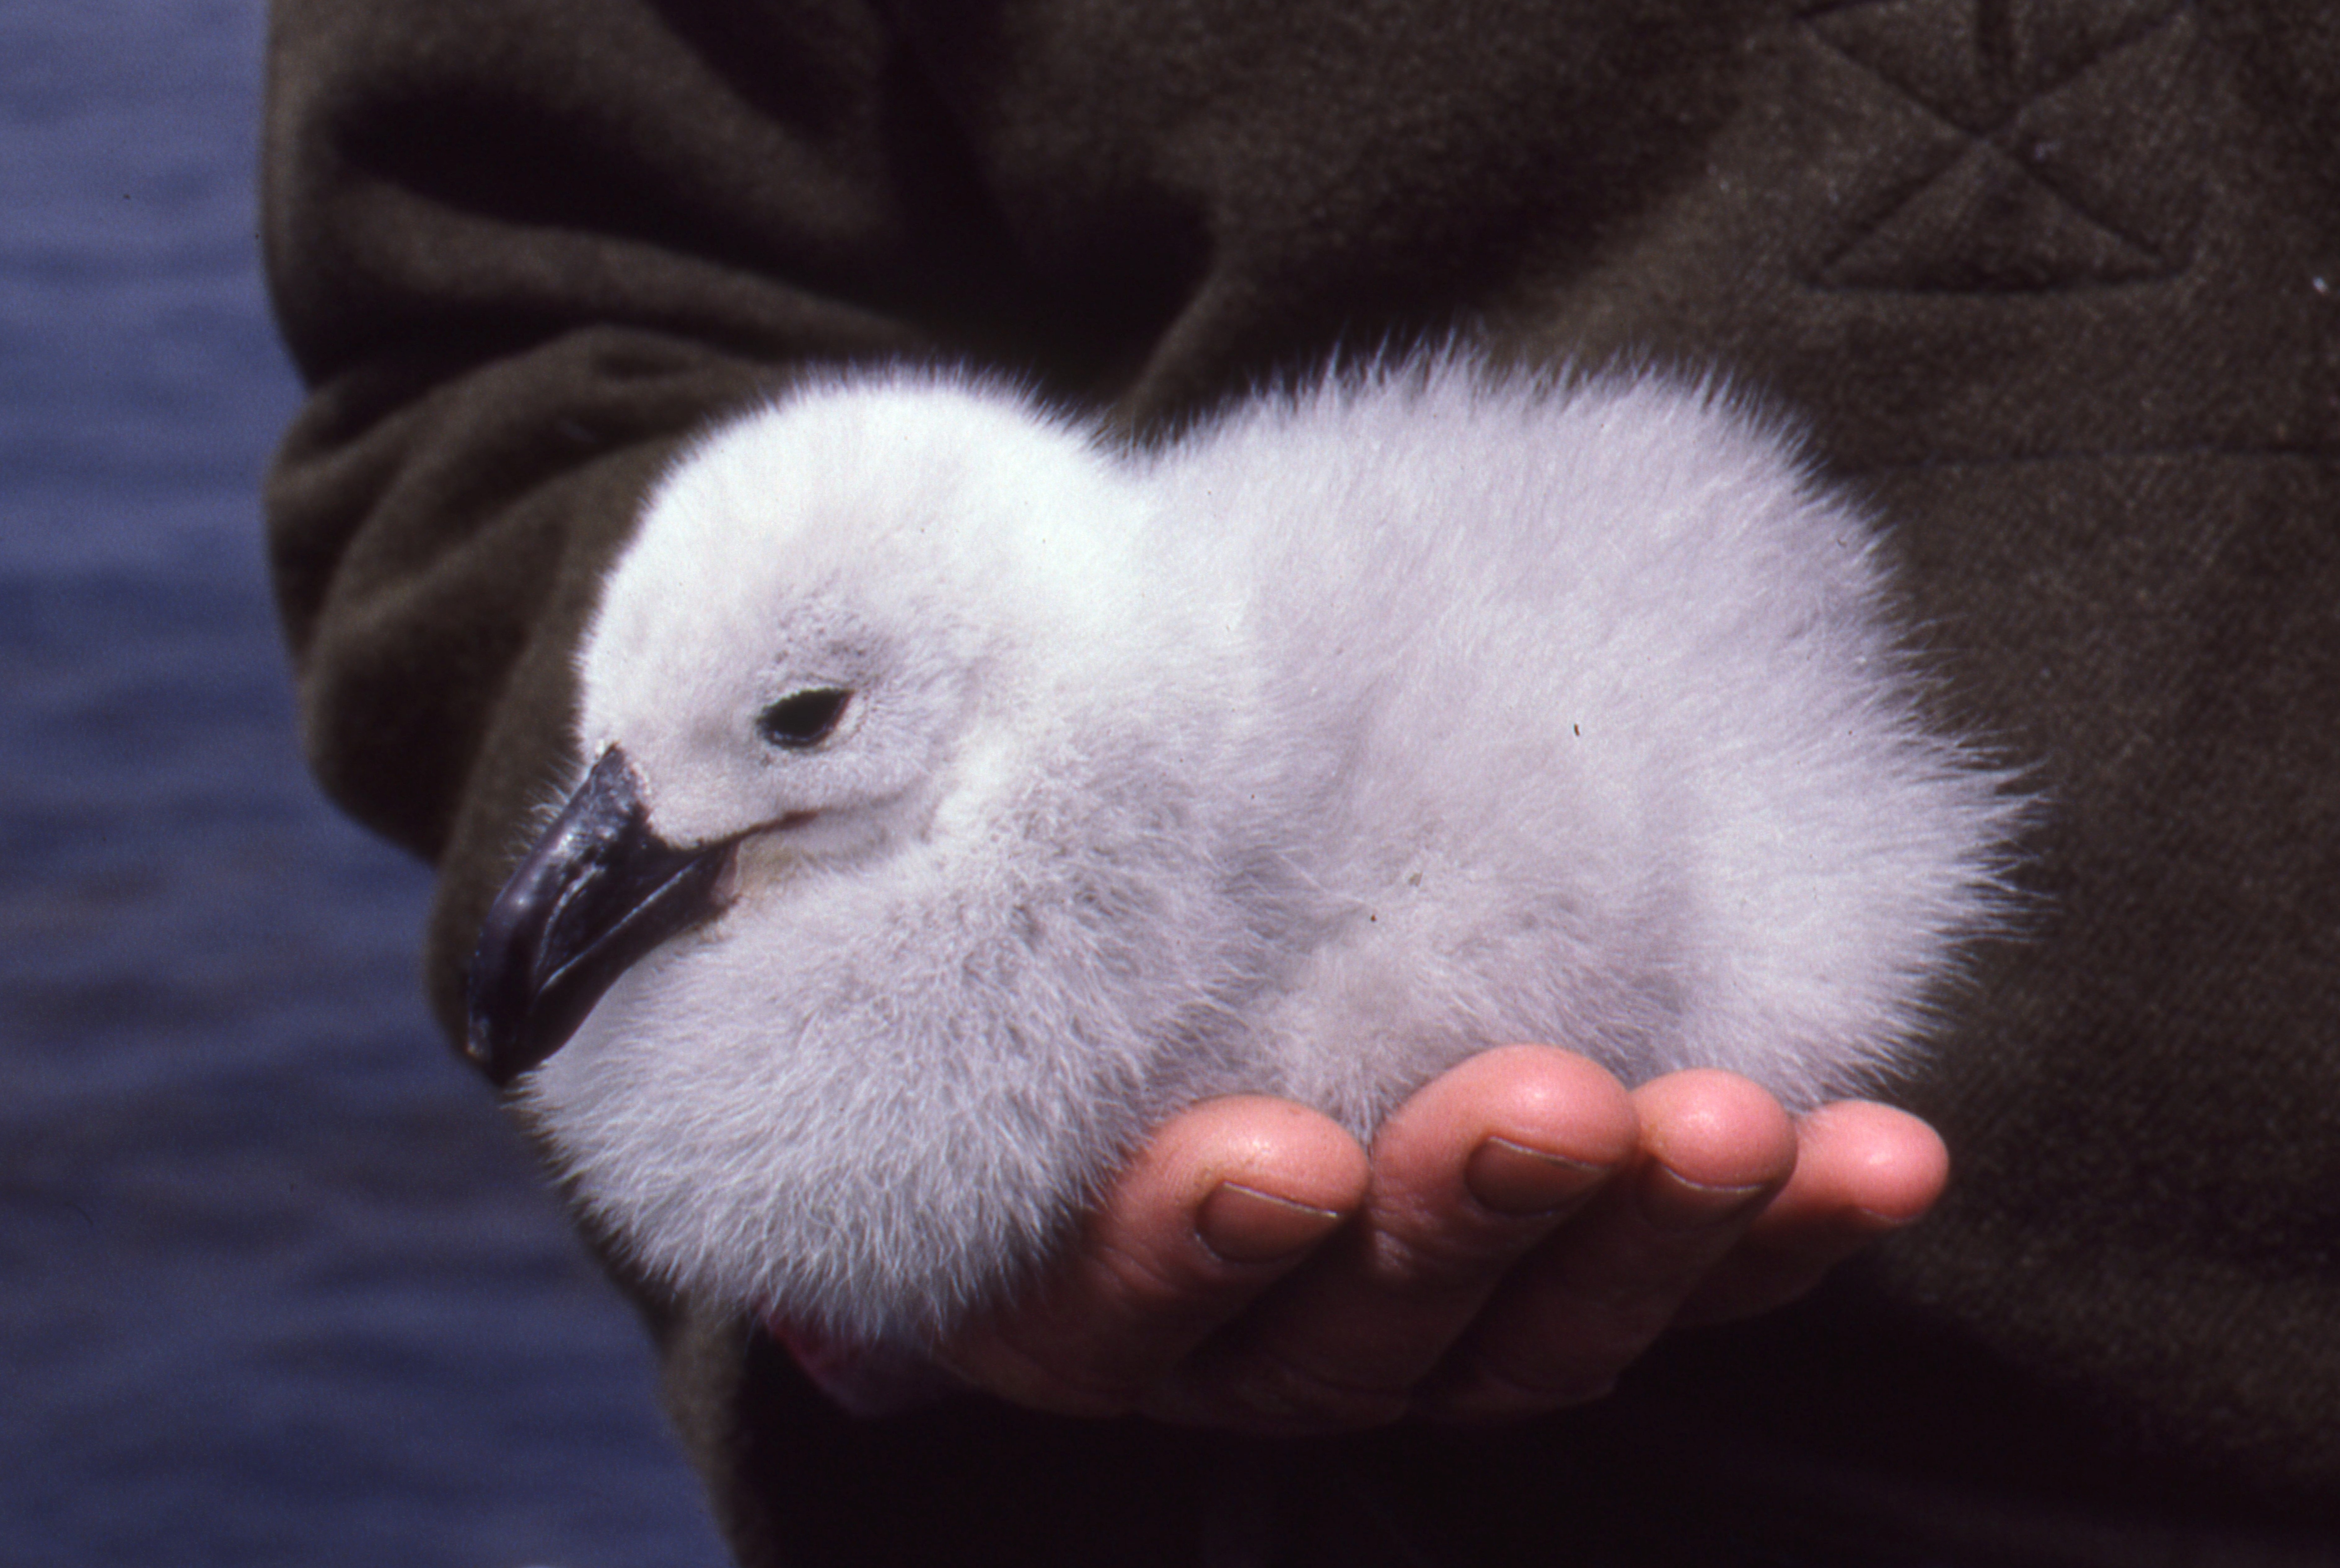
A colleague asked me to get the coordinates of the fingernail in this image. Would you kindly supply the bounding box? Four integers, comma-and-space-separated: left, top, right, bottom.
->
1464, 1137, 1606, 1217
1637, 1165, 1771, 1230
1198, 1183, 1345, 1264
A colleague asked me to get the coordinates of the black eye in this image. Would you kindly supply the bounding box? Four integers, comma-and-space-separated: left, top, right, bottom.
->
756, 687, 852, 749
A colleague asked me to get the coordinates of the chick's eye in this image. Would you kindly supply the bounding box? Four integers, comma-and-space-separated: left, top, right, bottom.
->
757, 687, 852, 749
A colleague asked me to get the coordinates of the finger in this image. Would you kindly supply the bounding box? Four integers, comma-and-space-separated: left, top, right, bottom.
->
1674, 1099, 1950, 1325
941, 1096, 1368, 1417
1154, 1046, 1637, 1432
1420, 1068, 1797, 1419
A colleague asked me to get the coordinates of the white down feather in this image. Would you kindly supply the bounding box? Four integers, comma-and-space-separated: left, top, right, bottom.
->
521, 354, 2019, 1349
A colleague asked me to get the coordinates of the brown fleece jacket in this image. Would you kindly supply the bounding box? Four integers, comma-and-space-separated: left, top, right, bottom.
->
263, 1, 2340, 1562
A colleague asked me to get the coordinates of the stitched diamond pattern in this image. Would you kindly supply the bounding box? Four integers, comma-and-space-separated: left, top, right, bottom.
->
1798, 0, 2202, 291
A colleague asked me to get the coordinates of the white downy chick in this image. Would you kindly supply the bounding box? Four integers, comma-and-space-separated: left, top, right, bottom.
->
468, 354, 2020, 1350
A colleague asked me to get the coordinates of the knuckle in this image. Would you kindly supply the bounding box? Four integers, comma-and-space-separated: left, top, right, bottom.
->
1549, 1271, 1693, 1337
960, 1327, 1148, 1418
1451, 1313, 1652, 1407
1422, 1349, 1619, 1419
1207, 1344, 1415, 1431
1091, 1234, 1239, 1324
1358, 1214, 1534, 1300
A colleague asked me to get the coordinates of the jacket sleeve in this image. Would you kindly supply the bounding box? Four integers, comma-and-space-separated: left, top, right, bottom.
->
261, 0, 1085, 1040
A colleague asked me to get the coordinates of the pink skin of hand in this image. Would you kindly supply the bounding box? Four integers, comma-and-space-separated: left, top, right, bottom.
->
942, 1046, 1949, 1433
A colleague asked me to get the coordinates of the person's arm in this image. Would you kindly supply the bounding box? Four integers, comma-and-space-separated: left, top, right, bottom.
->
263, 0, 1078, 1044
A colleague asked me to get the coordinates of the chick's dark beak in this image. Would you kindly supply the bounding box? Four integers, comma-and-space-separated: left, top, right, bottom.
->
465, 747, 735, 1086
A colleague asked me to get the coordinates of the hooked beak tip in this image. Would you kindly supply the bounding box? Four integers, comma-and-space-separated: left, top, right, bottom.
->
464, 748, 736, 1086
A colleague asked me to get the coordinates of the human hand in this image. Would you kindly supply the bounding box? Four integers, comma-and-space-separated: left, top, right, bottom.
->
939, 1046, 1948, 1433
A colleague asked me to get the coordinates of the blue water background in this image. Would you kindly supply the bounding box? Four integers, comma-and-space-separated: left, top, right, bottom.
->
2, 4, 730, 1562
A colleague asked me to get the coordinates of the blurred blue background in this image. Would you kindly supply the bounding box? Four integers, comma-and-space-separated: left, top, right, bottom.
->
0, 3, 730, 1562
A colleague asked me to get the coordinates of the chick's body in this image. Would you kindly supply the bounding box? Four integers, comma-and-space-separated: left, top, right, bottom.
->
515, 358, 2014, 1348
